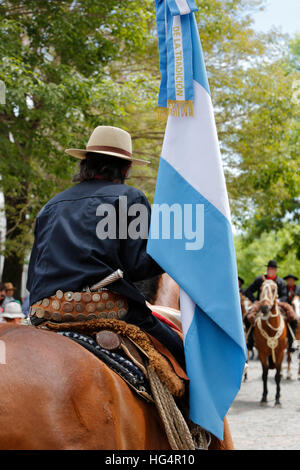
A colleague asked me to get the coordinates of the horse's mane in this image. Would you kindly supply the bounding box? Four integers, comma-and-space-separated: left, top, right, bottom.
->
134, 275, 162, 304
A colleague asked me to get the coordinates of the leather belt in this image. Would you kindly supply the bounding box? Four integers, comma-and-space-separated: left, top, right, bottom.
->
29, 289, 128, 323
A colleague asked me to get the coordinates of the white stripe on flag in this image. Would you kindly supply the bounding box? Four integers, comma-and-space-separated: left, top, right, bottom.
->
162, 80, 231, 221
175, 0, 191, 15
172, 16, 185, 101
179, 288, 195, 340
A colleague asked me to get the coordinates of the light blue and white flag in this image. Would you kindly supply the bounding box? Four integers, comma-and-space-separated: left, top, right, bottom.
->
148, 0, 247, 440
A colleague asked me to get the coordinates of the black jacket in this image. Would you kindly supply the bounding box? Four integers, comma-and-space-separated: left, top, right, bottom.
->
27, 179, 163, 315
244, 275, 288, 303
26, 179, 187, 368
287, 284, 300, 303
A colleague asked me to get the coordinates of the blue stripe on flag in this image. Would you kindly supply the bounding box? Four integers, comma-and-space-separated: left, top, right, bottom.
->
147, 157, 247, 439
181, 14, 193, 101
166, 7, 177, 101
186, 305, 246, 439
148, 158, 246, 348
156, 0, 168, 107
167, 0, 181, 16
167, 0, 198, 16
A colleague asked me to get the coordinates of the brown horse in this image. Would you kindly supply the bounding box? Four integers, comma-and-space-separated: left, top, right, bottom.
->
0, 274, 234, 450
251, 280, 287, 406
240, 293, 252, 320
239, 293, 252, 381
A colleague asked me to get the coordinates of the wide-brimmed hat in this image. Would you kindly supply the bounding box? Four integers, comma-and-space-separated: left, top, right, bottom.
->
4, 282, 15, 290
65, 126, 149, 166
283, 274, 299, 281
1, 301, 25, 319
266, 260, 278, 268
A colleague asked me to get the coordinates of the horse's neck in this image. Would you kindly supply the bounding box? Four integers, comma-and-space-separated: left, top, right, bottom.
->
154, 274, 180, 309
240, 294, 246, 315
266, 303, 281, 328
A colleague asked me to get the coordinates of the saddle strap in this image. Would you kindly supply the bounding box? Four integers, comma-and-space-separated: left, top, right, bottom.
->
147, 334, 189, 381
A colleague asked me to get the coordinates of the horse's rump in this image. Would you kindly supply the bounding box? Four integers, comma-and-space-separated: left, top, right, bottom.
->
0, 324, 169, 450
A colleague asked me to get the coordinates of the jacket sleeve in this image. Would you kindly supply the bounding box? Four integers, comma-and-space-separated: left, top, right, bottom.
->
277, 278, 288, 302
295, 285, 300, 296
244, 276, 262, 303
119, 193, 164, 282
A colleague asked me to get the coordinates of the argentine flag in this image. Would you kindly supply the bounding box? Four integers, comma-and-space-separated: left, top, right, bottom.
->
148, 0, 247, 440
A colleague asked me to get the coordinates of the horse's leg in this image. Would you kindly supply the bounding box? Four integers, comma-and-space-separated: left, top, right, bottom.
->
287, 351, 292, 380
260, 365, 268, 404
275, 366, 282, 406
243, 360, 248, 382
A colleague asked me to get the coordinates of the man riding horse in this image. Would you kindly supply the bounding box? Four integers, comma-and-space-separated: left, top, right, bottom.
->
27, 125, 185, 369
284, 274, 300, 305
244, 261, 297, 352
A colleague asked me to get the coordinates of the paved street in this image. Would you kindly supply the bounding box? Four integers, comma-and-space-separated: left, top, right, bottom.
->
227, 351, 300, 450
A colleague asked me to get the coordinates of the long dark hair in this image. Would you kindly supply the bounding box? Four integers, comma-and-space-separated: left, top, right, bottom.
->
73, 152, 131, 183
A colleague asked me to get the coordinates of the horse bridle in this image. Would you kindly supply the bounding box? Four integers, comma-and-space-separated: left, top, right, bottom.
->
258, 281, 280, 327
255, 281, 285, 363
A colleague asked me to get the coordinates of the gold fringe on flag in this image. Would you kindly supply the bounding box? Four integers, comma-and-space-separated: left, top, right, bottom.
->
157, 106, 169, 121
168, 100, 194, 117
157, 101, 194, 120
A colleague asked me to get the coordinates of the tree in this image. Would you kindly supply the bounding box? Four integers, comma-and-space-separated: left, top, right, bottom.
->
0, 0, 155, 296
0, 0, 298, 296
235, 223, 300, 287
125, 0, 299, 239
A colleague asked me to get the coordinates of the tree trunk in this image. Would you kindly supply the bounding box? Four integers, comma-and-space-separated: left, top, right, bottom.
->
2, 187, 29, 301
2, 254, 23, 301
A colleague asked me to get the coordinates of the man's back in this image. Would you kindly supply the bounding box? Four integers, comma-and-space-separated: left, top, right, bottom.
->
27, 179, 161, 307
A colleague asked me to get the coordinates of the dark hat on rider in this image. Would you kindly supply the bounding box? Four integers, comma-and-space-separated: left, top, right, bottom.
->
283, 274, 299, 281
238, 276, 244, 285
266, 260, 278, 268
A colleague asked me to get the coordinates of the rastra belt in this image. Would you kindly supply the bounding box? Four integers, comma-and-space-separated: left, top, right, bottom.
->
29, 289, 128, 323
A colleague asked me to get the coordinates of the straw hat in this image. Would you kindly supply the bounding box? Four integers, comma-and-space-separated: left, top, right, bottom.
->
65, 126, 149, 166
1, 301, 25, 319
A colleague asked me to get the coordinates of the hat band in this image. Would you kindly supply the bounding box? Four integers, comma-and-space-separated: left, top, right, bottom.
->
86, 145, 132, 158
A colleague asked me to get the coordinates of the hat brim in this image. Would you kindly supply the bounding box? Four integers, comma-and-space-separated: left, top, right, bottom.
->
284, 275, 299, 281
65, 149, 150, 166
1, 313, 25, 319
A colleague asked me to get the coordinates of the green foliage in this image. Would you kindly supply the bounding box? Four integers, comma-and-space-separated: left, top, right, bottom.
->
235, 223, 300, 287
0, 0, 299, 278
0, 0, 156, 261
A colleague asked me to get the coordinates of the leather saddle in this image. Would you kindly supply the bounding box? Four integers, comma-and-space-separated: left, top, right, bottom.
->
57, 326, 187, 403
58, 330, 153, 401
